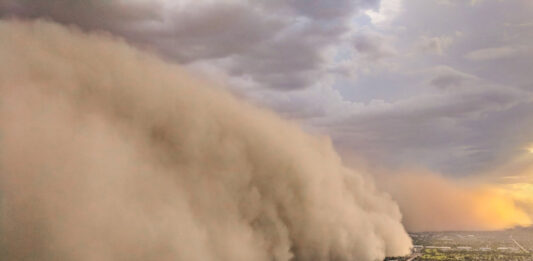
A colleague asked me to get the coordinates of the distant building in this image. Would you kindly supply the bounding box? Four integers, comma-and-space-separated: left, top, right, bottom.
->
426, 246, 451, 251
412, 245, 423, 253
480, 247, 491, 251
457, 246, 472, 251
439, 236, 453, 241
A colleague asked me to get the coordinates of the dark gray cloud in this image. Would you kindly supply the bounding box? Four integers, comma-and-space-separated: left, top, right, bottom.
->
353, 33, 396, 61
0, 0, 380, 90
0, 0, 160, 30
257, 0, 533, 176
429, 66, 476, 89
416, 35, 454, 55
146, 3, 286, 62
327, 84, 532, 175
283, 0, 378, 19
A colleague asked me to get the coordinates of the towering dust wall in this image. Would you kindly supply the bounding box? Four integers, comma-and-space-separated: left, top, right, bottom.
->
0, 20, 411, 261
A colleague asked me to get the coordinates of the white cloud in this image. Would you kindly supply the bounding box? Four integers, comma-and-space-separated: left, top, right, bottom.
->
365, 0, 403, 25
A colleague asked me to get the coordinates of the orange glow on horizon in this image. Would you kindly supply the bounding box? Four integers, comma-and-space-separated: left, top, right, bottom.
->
476, 183, 533, 229
472, 187, 532, 230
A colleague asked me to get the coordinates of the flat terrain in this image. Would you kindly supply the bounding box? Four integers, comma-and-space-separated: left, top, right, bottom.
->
386, 226, 533, 261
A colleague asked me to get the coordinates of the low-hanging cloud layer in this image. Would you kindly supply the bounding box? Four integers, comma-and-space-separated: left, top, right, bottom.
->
0, 20, 411, 261
0, 0, 380, 90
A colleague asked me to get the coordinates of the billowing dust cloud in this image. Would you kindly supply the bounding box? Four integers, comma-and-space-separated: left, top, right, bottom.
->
0, 20, 411, 261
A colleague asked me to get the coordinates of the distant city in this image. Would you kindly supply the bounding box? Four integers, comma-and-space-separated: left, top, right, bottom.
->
386, 226, 533, 261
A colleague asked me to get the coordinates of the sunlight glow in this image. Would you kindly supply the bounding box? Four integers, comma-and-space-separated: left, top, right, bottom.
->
474, 187, 532, 229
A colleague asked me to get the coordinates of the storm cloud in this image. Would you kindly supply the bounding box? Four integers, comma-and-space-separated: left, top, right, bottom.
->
0, 0, 379, 90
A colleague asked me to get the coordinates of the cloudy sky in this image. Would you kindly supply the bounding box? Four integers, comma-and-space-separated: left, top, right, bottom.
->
2, 0, 533, 230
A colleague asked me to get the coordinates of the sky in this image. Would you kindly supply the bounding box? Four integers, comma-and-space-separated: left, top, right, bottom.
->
1, 0, 533, 231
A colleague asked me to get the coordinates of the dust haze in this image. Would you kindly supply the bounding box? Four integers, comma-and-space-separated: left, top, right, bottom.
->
379, 171, 531, 232
0, 20, 411, 261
